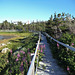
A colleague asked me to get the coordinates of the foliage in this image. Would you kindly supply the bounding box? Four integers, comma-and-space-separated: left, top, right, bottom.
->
46, 33, 75, 75
59, 25, 69, 32
6, 48, 31, 75
35, 44, 45, 68
0, 12, 75, 33
0, 33, 39, 75
58, 32, 74, 46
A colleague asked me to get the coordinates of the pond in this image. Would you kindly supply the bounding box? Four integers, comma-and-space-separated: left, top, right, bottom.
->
0, 35, 14, 40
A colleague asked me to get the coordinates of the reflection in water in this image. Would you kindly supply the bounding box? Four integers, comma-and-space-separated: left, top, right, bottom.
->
0, 36, 4, 39
0, 36, 14, 40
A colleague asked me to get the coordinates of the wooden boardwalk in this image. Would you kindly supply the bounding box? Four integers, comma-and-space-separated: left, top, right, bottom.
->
37, 34, 67, 75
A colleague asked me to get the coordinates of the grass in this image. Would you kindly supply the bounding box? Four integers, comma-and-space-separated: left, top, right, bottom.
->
0, 32, 33, 74
0, 32, 33, 50
0, 32, 32, 36
0, 33, 39, 75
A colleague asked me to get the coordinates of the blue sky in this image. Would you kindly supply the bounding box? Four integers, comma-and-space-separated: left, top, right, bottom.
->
0, 0, 75, 23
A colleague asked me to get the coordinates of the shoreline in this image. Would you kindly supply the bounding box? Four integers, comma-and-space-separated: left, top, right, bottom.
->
0, 35, 15, 40
0, 32, 32, 49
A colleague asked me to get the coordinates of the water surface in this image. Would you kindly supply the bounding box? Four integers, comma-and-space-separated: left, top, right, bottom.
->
0, 36, 14, 40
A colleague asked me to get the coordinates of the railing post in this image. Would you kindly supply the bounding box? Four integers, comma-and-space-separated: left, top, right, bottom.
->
32, 63, 34, 75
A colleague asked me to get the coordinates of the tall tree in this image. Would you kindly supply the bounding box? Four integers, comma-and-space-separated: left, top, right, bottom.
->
62, 12, 65, 21
50, 15, 53, 21
17, 21, 23, 26
2, 20, 9, 29
53, 12, 57, 21
57, 13, 61, 18
65, 13, 71, 21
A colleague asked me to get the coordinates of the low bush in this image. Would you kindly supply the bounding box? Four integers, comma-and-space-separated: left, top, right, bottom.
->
46, 33, 75, 75
0, 33, 39, 75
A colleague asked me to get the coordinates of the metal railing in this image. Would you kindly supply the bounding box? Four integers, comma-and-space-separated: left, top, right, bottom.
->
45, 32, 75, 52
27, 33, 41, 75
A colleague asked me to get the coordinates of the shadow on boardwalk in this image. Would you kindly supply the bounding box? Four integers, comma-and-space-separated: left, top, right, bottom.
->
37, 34, 68, 75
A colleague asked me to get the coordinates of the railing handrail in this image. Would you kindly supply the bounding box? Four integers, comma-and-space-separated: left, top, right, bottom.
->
27, 33, 41, 75
45, 32, 75, 52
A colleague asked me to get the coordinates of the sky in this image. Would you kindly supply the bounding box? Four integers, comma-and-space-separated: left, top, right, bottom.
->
0, 0, 75, 23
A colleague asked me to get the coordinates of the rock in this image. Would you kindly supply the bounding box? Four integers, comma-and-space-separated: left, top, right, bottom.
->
31, 53, 34, 56
31, 53, 34, 60
1, 48, 10, 53
7, 42, 11, 44
51, 69, 54, 73
1, 43, 6, 46
39, 61, 44, 65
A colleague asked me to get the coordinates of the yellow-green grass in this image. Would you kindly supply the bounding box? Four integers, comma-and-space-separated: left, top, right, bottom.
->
0, 32, 33, 73
0, 32, 33, 49
0, 32, 32, 36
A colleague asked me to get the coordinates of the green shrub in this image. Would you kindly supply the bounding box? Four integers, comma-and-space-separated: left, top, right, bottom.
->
47, 33, 75, 75
0, 33, 39, 75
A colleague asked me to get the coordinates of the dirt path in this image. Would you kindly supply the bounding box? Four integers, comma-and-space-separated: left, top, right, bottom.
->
37, 34, 67, 75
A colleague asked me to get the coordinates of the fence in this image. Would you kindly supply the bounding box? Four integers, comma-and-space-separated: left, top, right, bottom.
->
45, 32, 75, 52
27, 33, 41, 75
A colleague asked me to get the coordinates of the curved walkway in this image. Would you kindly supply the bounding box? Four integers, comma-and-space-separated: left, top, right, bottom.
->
37, 34, 67, 75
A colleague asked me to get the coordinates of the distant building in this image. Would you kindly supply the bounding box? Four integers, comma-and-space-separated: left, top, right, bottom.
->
11, 21, 25, 25
26, 21, 30, 24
